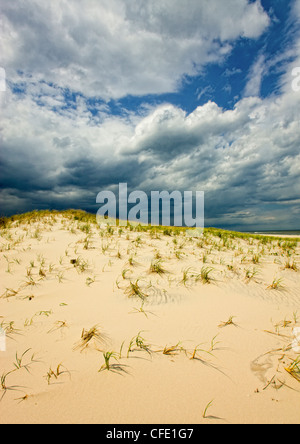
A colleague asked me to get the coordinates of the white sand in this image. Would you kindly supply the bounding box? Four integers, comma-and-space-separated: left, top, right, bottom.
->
0, 215, 299, 424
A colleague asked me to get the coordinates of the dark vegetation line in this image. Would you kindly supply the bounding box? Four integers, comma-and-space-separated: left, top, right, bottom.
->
0, 209, 299, 244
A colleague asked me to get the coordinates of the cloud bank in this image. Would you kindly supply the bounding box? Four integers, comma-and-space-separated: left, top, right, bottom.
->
0, 0, 299, 230
1, 0, 270, 99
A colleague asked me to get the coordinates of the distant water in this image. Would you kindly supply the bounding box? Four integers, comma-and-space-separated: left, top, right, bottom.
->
251, 230, 300, 236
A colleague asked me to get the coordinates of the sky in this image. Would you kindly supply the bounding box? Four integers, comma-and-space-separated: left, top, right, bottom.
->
0, 0, 300, 231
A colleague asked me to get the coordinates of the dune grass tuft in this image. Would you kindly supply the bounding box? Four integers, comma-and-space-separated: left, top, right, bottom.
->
45, 364, 70, 385
125, 280, 148, 301
149, 259, 167, 276
218, 316, 238, 328
127, 331, 152, 358
74, 325, 107, 352
285, 356, 300, 383
267, 278, 284, 290
202, 400, 214, 419
99, 351, 118, 371
195, 266, 214, 284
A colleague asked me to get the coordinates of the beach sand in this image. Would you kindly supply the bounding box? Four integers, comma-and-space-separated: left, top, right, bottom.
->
0, 213, 299, 424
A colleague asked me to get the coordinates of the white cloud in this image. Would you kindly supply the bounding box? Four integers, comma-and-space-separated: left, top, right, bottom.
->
1, 0, 270, 100
279, 0, 300, 94
196, 85, 214, 101
244, 54, 266, 97
1, 0, 299, 230
1, 77, 299, 228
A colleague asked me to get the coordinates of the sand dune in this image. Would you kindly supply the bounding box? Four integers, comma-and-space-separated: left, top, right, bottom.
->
0, 212, 299, 424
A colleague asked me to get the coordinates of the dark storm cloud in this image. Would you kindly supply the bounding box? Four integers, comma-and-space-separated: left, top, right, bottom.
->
0, 0, 299, 230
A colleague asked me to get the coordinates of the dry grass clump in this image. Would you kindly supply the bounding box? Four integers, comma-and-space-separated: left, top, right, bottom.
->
47, 320, 69, 334
154, 342, 185, 356
218, 316, 238, 328
162, 343, 183, 356
73, 325, 107, 352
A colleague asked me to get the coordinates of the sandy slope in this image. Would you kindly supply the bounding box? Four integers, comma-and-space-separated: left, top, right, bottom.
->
0, 215, 299, 424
